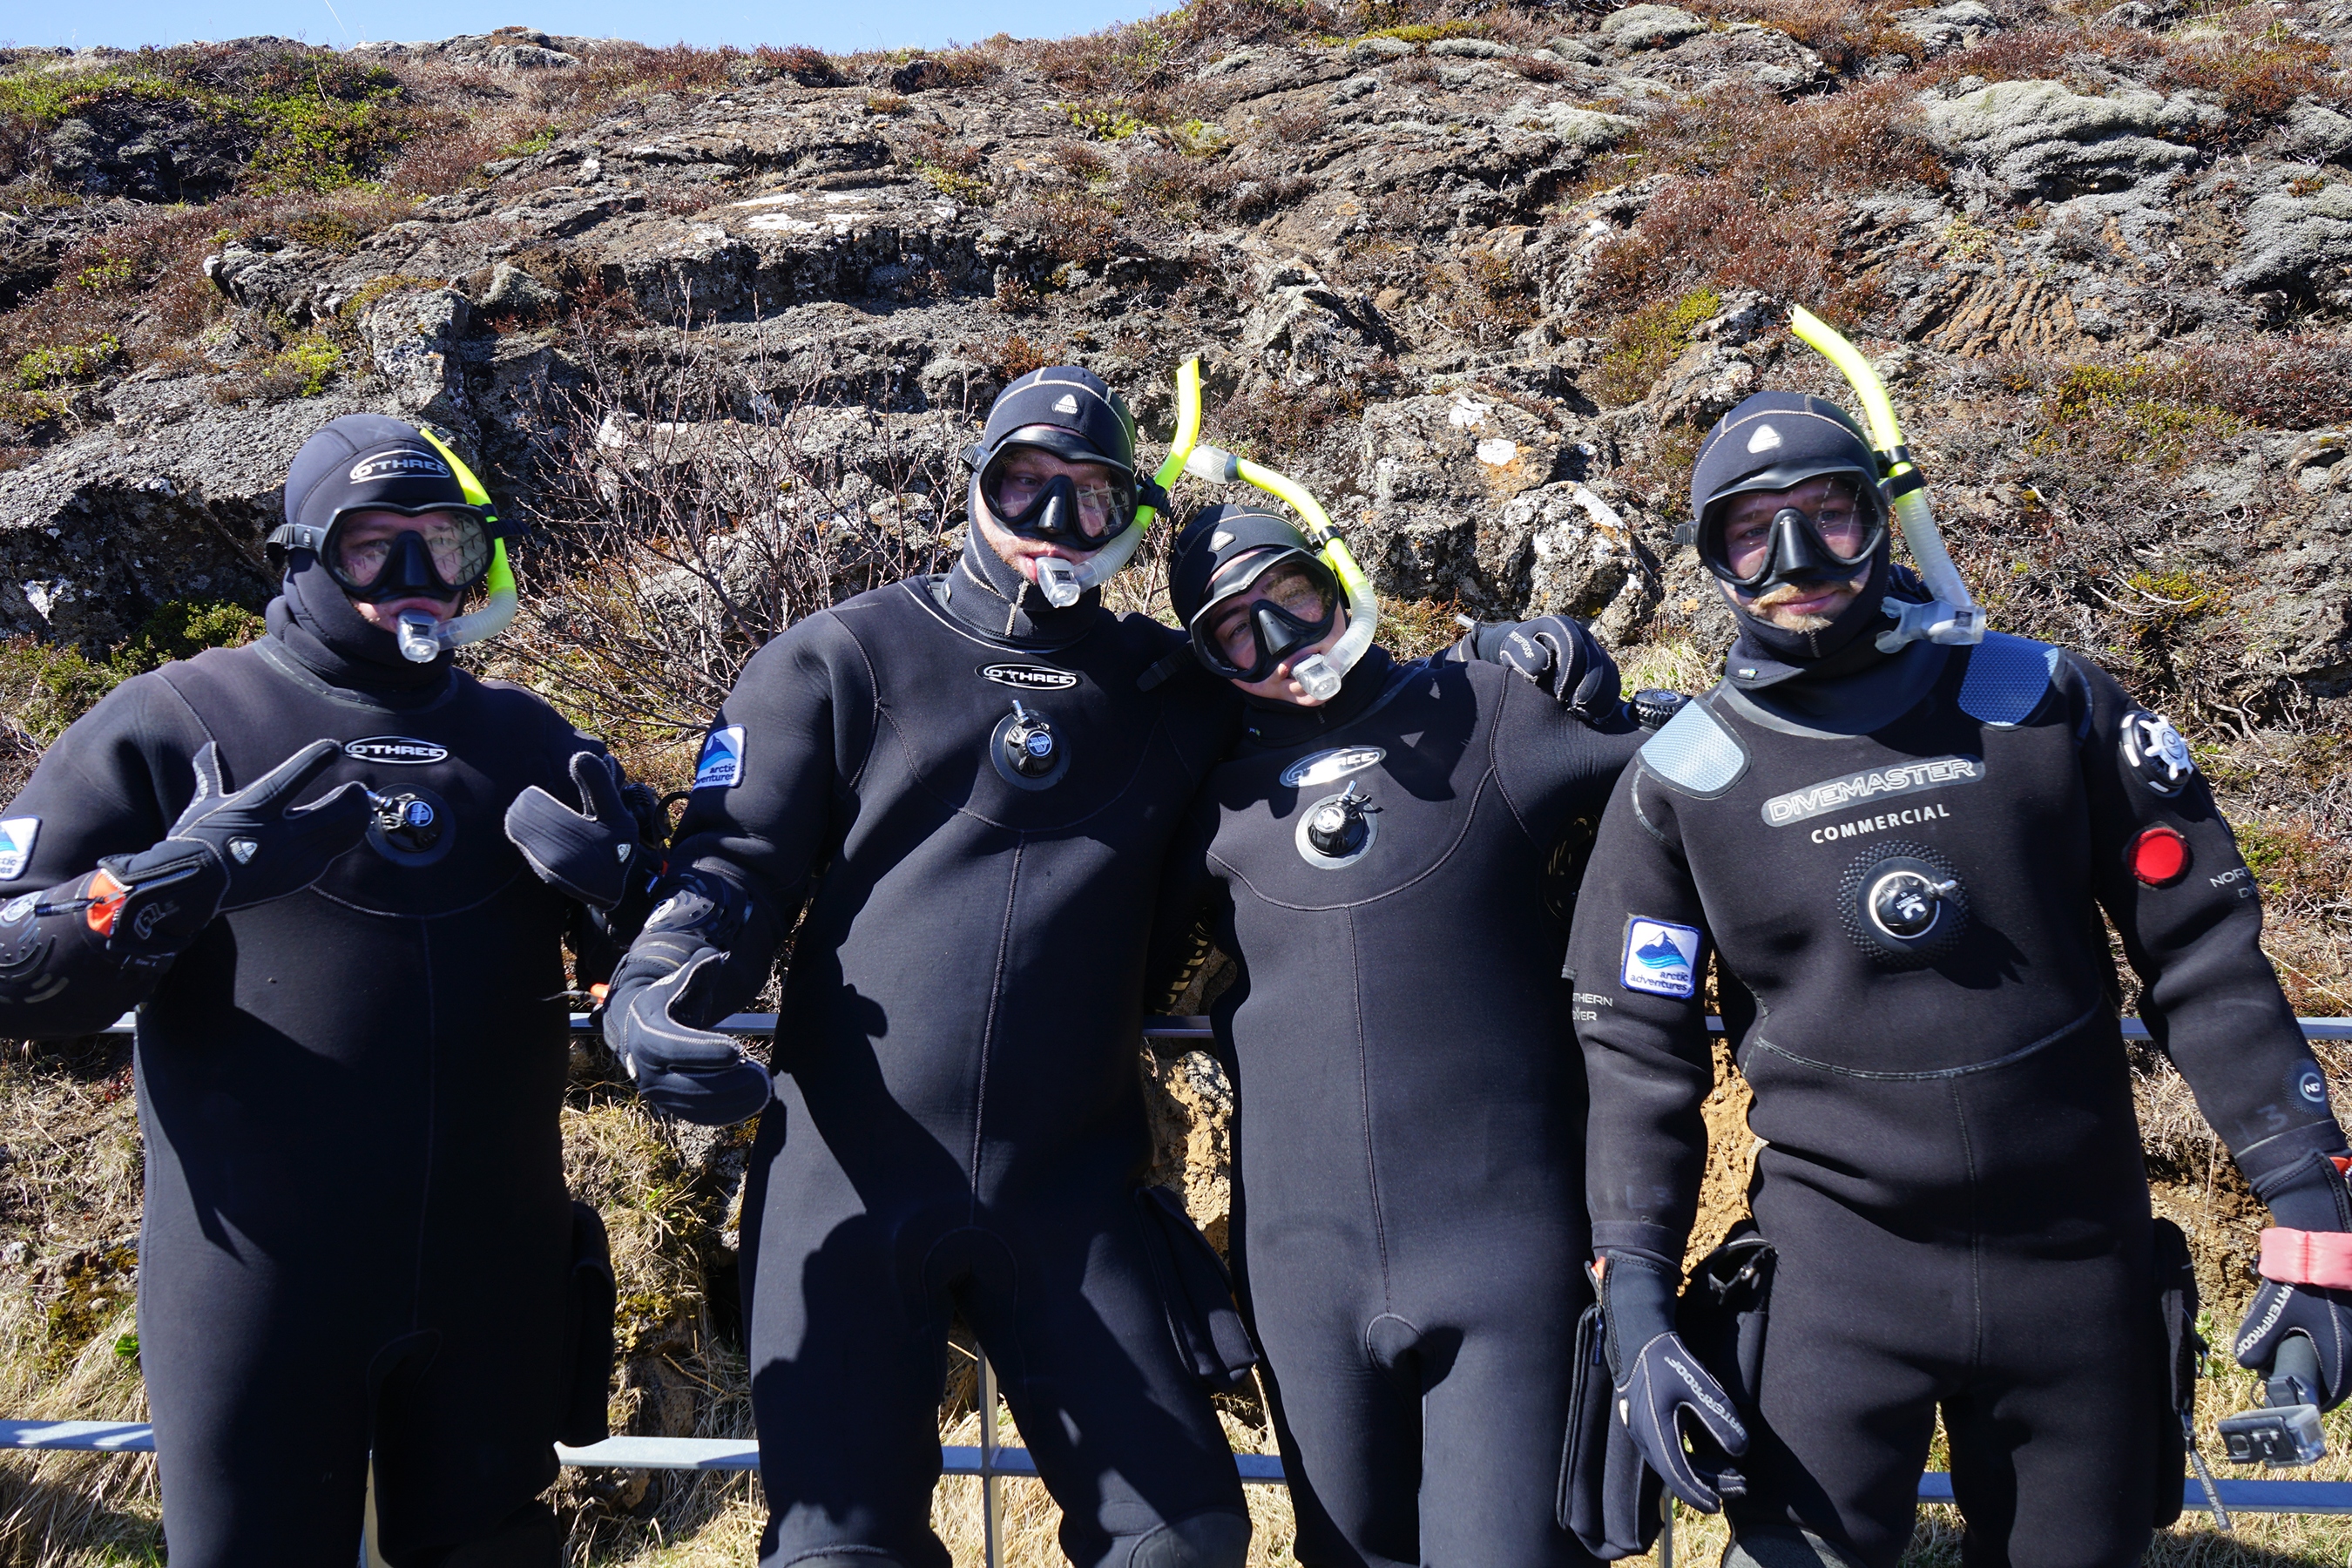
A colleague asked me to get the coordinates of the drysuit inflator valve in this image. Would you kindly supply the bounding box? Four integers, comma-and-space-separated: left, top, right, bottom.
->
1003, 703, 1059, 779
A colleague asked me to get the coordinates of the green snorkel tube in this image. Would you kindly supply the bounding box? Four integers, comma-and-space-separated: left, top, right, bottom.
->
1788, 306, 1984, 652
1034, 359, 1205, 607
400, 427, 520, 664
1182, 443, 1378, 704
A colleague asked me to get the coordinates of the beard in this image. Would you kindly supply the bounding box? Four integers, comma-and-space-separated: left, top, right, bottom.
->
1735, 572, 1871, 632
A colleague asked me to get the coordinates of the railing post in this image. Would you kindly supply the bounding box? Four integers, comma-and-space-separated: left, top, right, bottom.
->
1658, 1492, 1673, 1568
979, 1355, 1005, 1568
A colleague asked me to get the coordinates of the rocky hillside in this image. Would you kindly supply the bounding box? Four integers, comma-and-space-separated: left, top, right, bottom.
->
3, 3, 2352, 1560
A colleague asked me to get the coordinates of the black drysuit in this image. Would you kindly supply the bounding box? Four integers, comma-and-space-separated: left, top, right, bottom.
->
0, 608, 613, 1567
1568, 633, 2342, 1567
1146, 646, 1643, 1567
665, 545, 1253, 1568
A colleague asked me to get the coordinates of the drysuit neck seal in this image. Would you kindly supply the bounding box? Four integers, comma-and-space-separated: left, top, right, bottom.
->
1241, 644, 1396, 744
943, 527, 1098, 640
268, 564, 451, 693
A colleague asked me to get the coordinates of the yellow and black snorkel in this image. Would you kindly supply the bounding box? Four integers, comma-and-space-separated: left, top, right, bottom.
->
1033, 359, 1205, 608
404, 427, 520, 664
1788, 306, 1983, 652
1181, 442, 1378, 704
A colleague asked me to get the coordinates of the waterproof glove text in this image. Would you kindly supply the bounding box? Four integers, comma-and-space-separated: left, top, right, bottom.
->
1599, 1250, 1750, 1512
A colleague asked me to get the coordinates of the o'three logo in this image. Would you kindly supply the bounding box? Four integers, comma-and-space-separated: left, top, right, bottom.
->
977, 664, 1079, 691
1280, 747, 1386, 788
345, 736, 449, 766
349, 449, 452, 483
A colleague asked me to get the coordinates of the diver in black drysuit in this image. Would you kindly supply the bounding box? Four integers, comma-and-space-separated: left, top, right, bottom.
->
1568, 391, 2352, 1568
0, 416, 644, 1568
1142, 504, 1646, 1568
600, 368, 1261, 1568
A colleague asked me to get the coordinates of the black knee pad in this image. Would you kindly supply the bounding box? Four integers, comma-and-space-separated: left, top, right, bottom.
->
397, 1500, 562, 1568
1722, 1525, 1866, 1568
783, 1557, 921, 1568
1113, 1509, 1251, 1568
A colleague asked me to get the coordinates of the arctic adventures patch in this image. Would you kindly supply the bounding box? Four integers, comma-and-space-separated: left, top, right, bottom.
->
1280, 746, 1387, 789
1761, 756, 1984, 827
977, 663, 1079, 692
1622, 916, 1702, 999
0, 817, 37, 882
693, 726, 746, 790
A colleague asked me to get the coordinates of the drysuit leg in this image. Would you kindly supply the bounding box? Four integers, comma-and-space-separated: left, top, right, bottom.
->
371, 1325, 567, 1568
1416, 1310, 1596, 1568
970, 1188, 1248, 1568
742, 1119, 960, 1568
395, 1501, 564, 1568
1247, 1301, 1419, 1568
141, 1279, 373, 1568
138, 1169, 375, 1568
1724, 1210, 1947, 1568
1938, 1249, 2157, 1568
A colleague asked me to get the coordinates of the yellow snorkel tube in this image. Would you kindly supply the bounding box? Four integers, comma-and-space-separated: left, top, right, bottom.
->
401, 427, 520, 663
1181, 443, 1378, 704
1788, 306, 1983, 652
1033, 359, 1205, 607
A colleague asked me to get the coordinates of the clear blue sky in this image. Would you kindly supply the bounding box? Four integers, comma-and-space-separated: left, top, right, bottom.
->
9, 0, 1161, 55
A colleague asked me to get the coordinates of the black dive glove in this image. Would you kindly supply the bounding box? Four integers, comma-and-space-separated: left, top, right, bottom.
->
1599, 1250, 1749, 1512
0, 740, 371, 1027
1454, 615, 1623, 723
2236, 1151, 2352, 1409
134, 739, 372, 923
599, 868, 776, 1125
505, 751, 645, 912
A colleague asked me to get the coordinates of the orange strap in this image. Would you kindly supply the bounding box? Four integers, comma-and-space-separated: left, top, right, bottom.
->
84, 869, 128, 937
2261, 1227, 2352, 1290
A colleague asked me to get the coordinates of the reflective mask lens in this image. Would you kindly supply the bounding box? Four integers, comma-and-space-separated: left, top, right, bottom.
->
1702, 485, 1881, 591
325, 510, 490, 601
1194, 556, 1339, 681
982, 455, 1134, 551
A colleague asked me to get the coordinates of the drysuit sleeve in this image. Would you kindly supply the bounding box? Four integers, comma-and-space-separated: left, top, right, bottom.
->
1565, 760, 1719, 1267
1491, 668, 1647, 834
2067, 657, 2347, 1190
0, 673, 209, 1036
1143, 791, 1227, 1024
626, 612, 875, 1011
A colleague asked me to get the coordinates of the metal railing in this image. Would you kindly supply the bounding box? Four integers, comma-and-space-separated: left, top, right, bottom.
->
49, 1011, 2352, 1565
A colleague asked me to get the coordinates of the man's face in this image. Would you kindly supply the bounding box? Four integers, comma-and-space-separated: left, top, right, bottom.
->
1206, 568, 1349, 708
331, 509, 469, 627
1720, 476, 1871, 632
977, 449, 1123, 581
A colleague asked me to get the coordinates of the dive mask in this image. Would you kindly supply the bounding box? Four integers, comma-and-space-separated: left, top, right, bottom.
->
320, 505, 494, 604
980, 435, 1138, 553
1696, 481, 1886, 597
1192, 549, 1341, 683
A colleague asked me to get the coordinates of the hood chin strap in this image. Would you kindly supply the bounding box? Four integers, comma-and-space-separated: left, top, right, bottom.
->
1788, 307, 1983, 653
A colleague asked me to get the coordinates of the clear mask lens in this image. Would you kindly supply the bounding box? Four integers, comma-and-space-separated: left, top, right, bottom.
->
326, 509, 490, 598
982, 455, 1134, 548
1196, 557, 1339, 680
